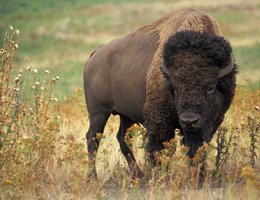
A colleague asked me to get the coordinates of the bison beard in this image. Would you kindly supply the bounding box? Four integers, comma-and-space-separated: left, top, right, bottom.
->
145, 118, 213, 158
183, 126, 211, 157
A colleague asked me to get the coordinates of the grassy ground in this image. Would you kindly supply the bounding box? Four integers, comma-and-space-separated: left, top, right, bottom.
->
0, 0, 259, 98
0, 0, 259, 199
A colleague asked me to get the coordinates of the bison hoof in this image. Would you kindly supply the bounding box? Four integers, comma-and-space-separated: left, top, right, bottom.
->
86, 164, 97, 181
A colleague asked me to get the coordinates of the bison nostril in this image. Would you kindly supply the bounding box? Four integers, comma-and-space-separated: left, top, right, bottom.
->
179, 113, 201, 128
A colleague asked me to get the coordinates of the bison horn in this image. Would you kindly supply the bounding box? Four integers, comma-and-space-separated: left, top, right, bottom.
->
218, 56, 234, 78
162, 59, 170, 76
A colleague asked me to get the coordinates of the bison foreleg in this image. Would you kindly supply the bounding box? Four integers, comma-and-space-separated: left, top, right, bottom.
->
145, 130, 164, 166
145, 129, 174, 168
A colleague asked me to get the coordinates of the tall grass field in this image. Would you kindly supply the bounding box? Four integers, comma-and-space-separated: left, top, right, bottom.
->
0, 0, 259, 199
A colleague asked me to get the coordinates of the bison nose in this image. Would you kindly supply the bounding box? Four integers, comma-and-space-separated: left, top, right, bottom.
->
179, 112, 201, 130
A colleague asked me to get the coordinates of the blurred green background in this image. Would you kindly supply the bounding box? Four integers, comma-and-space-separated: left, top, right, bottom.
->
1, 0, 259, 99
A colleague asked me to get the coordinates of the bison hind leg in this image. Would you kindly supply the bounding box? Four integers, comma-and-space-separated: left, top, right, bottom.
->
86, 109, 111, 178
117, 115, 144, 178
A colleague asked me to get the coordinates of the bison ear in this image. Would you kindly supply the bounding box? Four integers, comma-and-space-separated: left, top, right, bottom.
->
162, 59, 170, 76
218, 56, 234, 78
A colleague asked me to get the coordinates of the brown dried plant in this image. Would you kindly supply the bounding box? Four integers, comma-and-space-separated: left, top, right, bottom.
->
215, 126, 233, 172
0, 27, 61, 199
247, 113, 259, 168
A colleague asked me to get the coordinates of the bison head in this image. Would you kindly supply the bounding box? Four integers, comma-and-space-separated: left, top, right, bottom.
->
162, 30, 237, 156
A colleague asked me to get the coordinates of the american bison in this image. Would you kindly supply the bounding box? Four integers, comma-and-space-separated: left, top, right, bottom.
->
83, 9, 237, 178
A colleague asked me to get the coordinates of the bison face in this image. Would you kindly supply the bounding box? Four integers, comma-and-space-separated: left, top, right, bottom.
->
162, 31, 236, 156
165, 53, 222, 138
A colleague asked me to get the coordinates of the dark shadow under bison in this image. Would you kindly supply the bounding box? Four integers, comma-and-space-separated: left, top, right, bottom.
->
83, 9, 237, 179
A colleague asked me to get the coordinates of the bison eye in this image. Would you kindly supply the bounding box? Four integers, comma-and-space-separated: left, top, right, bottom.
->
207, 85, 216, 95
166, 82, 176, 98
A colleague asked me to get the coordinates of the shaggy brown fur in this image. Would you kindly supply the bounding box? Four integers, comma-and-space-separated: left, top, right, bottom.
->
143, 9, 222, 134
142, 10, 237, 157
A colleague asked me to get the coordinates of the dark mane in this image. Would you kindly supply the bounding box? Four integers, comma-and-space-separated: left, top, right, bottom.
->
163, 30, 232, 69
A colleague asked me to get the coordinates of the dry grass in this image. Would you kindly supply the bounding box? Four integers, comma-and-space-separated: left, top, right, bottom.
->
0, 26, 259, 200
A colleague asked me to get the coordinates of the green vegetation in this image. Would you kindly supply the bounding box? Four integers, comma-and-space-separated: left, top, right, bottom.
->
212, 10, 248, 24
1, 0, 259, 98
234, 44, 260, 70
0, 1, 259, 199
